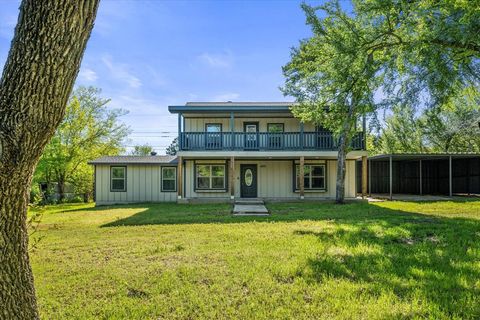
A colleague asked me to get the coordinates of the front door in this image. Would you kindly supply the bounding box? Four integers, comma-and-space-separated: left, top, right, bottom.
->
240, 164, 257, 198
244, 122, 259, 150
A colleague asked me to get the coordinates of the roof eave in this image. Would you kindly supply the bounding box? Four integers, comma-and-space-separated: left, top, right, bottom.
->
168, 105, 292, 114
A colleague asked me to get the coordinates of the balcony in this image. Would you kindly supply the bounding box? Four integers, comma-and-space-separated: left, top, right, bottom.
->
179, 131, 365, 151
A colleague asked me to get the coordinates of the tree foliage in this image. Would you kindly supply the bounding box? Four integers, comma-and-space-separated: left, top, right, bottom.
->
35, 86, 130, 202
282, 2, 384, 203
283, 0, 479, 202
166, 137, 179, 156
374, 87, 480, 154
130, 144, 154, 156
374, 105, 426, 154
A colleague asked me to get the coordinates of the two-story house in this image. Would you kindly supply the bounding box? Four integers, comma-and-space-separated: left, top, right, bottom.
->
90, 102, 367, 205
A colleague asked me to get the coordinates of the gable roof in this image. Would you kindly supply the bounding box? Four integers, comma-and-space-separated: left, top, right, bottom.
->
88, 155, 178, 165
168, 101, 297, 113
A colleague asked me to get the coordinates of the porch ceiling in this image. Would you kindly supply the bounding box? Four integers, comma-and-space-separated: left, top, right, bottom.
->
177, 150, 367, 160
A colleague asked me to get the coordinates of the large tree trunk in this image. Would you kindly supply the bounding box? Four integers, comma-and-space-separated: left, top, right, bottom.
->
0, 1, 99, 318
335, 104, 356, 204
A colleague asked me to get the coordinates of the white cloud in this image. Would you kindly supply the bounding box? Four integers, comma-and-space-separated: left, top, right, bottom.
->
198, 51, 233, 68
102, 54, 142, 88
78, 68, 98, 82
211, 92, 240, 101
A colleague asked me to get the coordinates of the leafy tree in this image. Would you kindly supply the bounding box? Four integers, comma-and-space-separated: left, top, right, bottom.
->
282, 2, 382, 203
0, 1, 99, 317
166, 137, 179, 155
374, 105, 425, 154
355, 0, 479, 107
283, 0, 479, 203
35, 86, 130, 202
130, 144, 154, 156
421, 87, 480, 152
373, 86, 480, 154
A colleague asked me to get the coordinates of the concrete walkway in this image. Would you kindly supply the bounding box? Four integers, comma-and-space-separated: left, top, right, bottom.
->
233, 199, 269, 216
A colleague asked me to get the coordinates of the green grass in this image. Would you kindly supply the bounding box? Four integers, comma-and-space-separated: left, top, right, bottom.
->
29, 199, 480, 319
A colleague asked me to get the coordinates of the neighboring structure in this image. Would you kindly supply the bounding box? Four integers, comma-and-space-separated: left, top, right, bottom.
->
356, 153, 480, 199
90, 102, 368, 204
89, 155, 178, 205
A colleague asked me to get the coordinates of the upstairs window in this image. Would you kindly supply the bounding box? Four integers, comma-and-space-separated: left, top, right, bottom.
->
268, 123, 284, 133
268, 123, 284, 149
205, 123, 222, 149
161, 167, 176, 192
206, 123, 222, 132
196, 164, 226, 190
295, 164, 326, 190
111, 166, 126, 192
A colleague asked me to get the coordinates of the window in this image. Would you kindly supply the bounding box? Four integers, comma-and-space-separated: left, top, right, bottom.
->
196, 164, 226, 190
206, 123, 222, 132
111, 166, 126, 192
268, 123, 284, 149
205, 123, 222, 149
295, 164, 326, 190
268, 123, 284, 133
161, 167, 176, 192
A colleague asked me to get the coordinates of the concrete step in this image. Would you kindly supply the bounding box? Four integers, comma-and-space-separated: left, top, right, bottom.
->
233, 203, 269, 215
234, 199, 264, 205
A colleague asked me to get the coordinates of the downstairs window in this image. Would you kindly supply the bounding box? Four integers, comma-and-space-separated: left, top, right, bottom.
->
295, 164, 326, 190
196, 164, 226, 190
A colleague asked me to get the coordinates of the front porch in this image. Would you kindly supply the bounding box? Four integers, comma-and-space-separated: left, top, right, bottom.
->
175, 155, 367, 202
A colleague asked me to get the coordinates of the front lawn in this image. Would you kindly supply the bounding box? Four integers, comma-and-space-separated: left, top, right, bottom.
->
29, 200, 480, 319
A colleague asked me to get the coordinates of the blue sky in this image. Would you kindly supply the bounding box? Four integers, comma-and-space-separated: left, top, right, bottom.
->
0, 0, 328, 153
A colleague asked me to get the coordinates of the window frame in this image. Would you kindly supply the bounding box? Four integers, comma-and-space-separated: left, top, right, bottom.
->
161, 166, 177, 192
294, 164, 326, 191
195, 164, 227, 191
267, 123, 284, 133
205, 123, 222, 132
110, 166, 127, 192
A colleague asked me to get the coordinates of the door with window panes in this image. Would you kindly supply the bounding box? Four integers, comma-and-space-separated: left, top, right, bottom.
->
243, 122, 259, 150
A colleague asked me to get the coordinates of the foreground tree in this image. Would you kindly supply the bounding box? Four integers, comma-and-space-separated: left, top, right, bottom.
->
35, 86, 129, 202
0, 1, 99, 318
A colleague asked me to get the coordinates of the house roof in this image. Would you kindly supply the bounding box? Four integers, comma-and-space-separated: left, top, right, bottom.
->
168, 101, 297, 113
368, 152, 480, 161
88, 155, 178, 165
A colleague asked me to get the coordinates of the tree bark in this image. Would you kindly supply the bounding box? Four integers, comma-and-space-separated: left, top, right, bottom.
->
335, 104, 356, 204
0, 1, 99, 319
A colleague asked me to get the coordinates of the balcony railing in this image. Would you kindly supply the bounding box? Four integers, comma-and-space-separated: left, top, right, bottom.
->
179, 131, 365, 151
